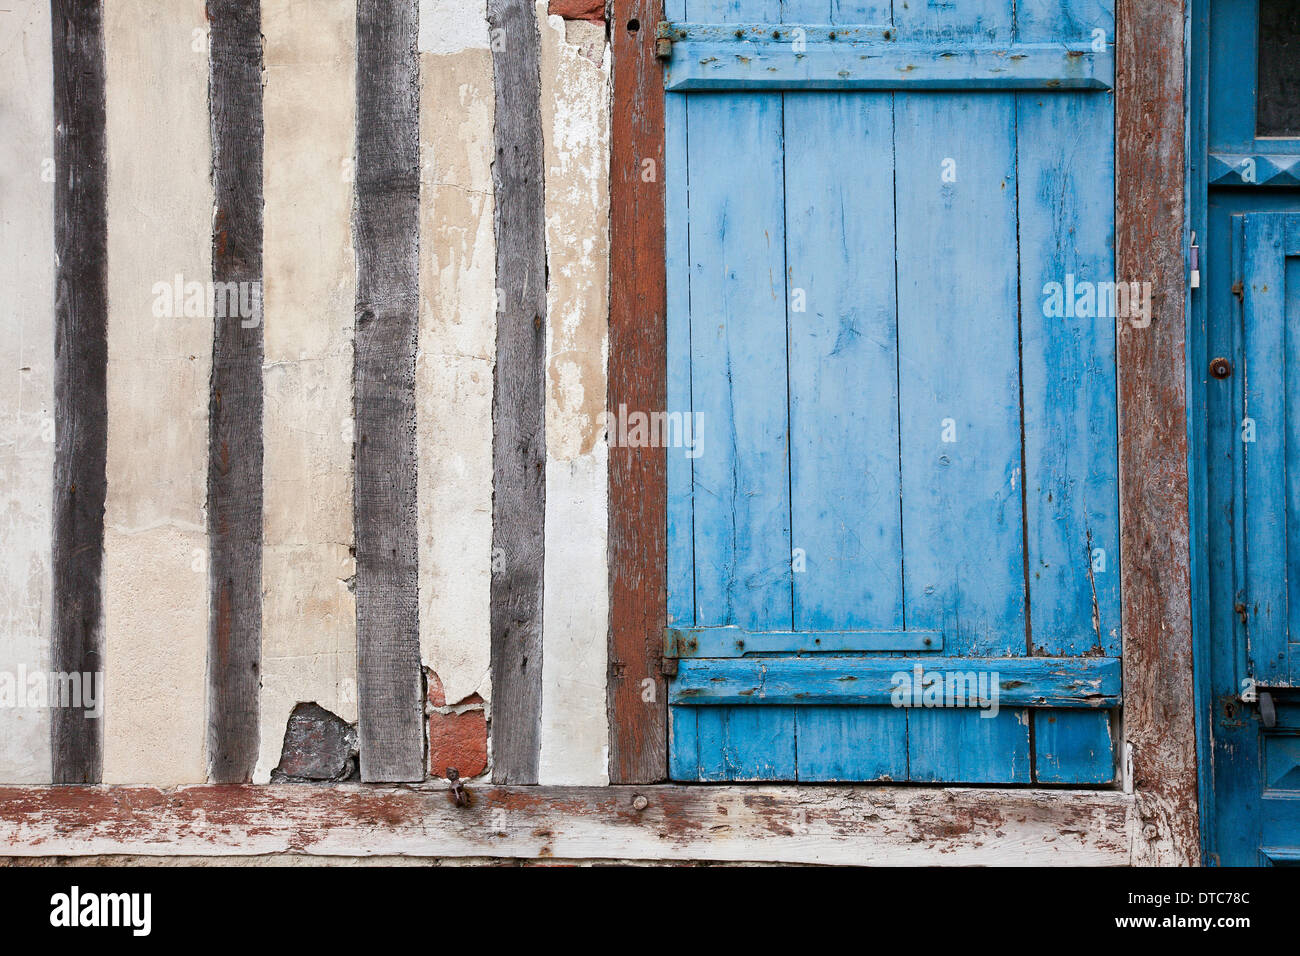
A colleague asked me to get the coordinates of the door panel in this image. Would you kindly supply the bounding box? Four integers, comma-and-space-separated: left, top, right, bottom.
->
665, 0, 1120, 783
1237, 212, 1300, 688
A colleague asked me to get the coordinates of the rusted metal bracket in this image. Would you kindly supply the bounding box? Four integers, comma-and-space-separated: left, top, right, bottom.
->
655, 22, 674, 60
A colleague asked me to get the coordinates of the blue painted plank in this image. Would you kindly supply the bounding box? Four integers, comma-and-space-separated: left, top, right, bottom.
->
1286, 252, 1300, 687
784, 91, 902, 634
893, 0, 1013, 40
1034, 709, 1115, 783
696, 706, 798, 780
665, 626, 941, 657
686, 0, 778, 24
665, 90, 694, 631
894, 93, 1025, 654
1018, 86, 1117, 788
663, 38, 1113, 91
1015, 0, 1114, 43
829, 0, 889, 23
908, 709, 1031, 783
1242, 213, 1290, 685
668, 705, 699, 779
670, 656, 1122, 706
776, 0, 893, 23
685, 92, 793, 633
796, 707, 908, 781
781, 86, 909, 784
779, 0, 829, 22
1206, 208, 1263, 864
1016, 91, 1120, 663
894, 92, 1028, 780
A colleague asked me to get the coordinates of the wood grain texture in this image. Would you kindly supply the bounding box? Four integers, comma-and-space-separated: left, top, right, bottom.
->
1239, 214, 1294, 686
671, 656, 1123, 708
0, 784, 1133, 864
206, 0, 264, 785
1115, 0, 1199, 864
50, 0, 108, 784
608, 0, 670, 786
488, 0, 548, 784
354, 0, 424, 782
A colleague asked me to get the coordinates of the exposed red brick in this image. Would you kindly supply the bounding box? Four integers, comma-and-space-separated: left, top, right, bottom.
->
548, 0, 604, 23
426, 671, 446, 708
429, 709, 488, 778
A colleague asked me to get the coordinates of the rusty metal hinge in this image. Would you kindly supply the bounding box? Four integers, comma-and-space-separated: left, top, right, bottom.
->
1232, 279, 1244, 300
655, 21, 674, 60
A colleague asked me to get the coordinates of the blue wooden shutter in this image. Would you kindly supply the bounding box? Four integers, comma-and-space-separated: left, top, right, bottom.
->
1235, 212, 1300, 689
665, 0, 1120, 783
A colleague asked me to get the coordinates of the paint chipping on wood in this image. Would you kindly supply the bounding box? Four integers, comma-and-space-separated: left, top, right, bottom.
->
0, 784, 1134, 865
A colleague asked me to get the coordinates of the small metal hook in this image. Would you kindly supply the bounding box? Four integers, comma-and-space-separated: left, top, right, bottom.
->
447, 767, 468, 807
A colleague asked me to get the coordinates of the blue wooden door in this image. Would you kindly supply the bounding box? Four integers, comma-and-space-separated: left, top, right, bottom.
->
1197, 0, 1300, 865
663, 0, 1122, 783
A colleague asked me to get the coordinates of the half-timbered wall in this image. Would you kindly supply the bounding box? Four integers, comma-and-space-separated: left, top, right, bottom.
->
0, 0, 612, 787
0, 0, 1197, 864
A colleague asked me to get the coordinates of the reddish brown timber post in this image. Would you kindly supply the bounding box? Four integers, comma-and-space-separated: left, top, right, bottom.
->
50, 0, 108, 784
1115, 0, 1200, 864
607, 0, 669, 783
206, 0, 265, 785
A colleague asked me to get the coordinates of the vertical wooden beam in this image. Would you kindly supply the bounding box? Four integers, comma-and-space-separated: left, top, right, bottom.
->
50, 0, 108, 784
354, 0, 425, 782
1115, 0, 1200, 864
207, 0, 264, 783
487, 0, 548, 784
607, 2, 668, 782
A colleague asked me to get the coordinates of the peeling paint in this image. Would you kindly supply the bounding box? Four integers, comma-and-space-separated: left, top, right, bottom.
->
419, 0, 492, 54
417, 43, 497, 711
538, 7, 610, 785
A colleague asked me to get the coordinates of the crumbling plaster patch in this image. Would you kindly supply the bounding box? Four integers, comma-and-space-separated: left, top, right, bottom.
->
417, 0, 498, 713
537, 8, 611, 786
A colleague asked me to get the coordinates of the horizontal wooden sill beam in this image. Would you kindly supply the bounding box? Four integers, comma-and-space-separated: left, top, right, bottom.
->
660, 24, 1114, 91
670, 656, 1122, 708
0, 784, 1132, 865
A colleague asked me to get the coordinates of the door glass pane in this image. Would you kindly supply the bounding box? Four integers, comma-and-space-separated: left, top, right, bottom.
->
1257, 0, 1300, 137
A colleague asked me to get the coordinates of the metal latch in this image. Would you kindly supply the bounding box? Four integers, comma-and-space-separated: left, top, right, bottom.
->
1241, 679, 1278, 728
655, 22, 674, 60
1259, 691, 1277, 729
